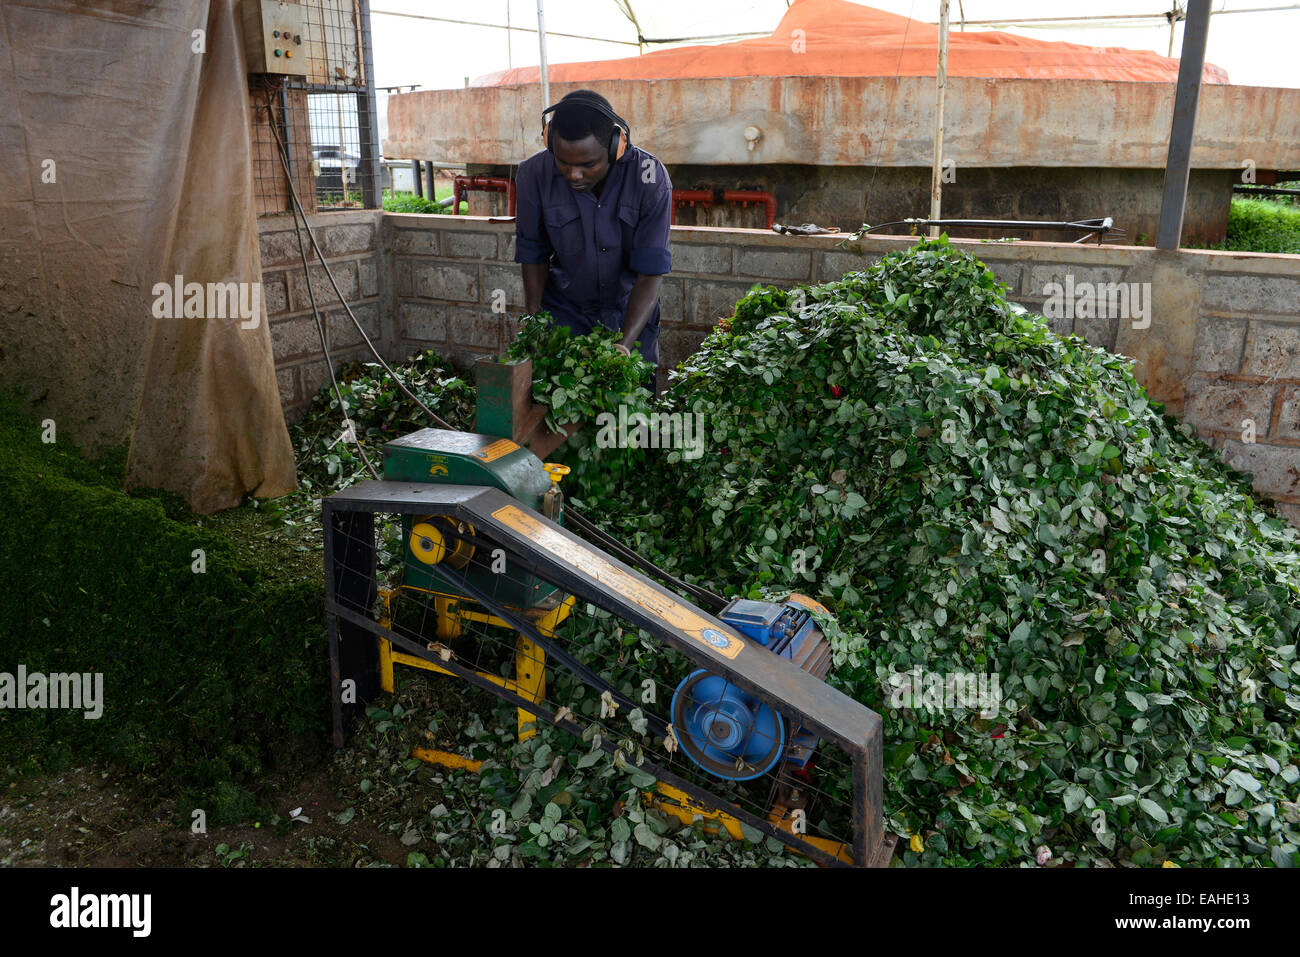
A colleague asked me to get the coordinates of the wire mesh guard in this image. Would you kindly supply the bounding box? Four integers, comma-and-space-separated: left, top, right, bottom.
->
324, 485, 889, 867
249, 0, 380, 215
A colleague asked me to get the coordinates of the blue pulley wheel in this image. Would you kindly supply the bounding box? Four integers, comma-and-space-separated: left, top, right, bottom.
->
670, 670, 785, 781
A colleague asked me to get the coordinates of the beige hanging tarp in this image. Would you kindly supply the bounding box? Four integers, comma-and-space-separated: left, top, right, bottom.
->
0, 0, 296, 513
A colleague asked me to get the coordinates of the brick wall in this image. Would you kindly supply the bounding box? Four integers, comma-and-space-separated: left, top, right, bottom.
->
259, 209, 389, 418
264, 211, 1300, 527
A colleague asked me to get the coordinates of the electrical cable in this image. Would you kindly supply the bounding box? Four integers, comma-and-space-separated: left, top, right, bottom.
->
263, 86, 379, 480
957, 3, 1300, 27
862, 0, 917, 224
262, 85, 455, 433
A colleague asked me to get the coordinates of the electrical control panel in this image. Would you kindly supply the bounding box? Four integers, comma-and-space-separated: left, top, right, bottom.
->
241, 0, 308, 76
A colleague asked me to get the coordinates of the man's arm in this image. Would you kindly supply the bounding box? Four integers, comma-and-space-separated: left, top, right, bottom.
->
618, 274, 663, 352
514, 157, 552, 314
619, 157, 673, 353
522, 262, 548, 314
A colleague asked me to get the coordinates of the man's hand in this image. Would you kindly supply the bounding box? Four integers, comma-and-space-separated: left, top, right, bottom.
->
613, 343, 631, 357
620, 273, 663, 351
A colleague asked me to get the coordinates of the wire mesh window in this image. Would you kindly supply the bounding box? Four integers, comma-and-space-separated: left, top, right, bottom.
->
250, 0, 380, 216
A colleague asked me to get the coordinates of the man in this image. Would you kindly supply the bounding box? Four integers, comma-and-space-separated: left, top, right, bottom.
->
514, 90, 671, 386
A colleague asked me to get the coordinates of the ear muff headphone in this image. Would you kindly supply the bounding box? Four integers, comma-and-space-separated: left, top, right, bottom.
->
541, 93, 631, 164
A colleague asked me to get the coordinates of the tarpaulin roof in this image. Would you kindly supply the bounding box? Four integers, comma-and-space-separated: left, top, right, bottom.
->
475, 0, 1229, 86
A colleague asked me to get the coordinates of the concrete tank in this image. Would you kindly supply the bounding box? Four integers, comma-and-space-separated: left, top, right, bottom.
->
382, 1, 1300, 243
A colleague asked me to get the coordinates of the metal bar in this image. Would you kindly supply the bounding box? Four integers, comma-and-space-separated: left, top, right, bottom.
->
356, 0, 382, 209
370, 9, 641, 46
324, 504, 379, 747
536, 0, 550, 116
1156, 0, 1212, 250
636, 31, 770, 43
929, 0, 950, 239
411, 160, 423, 199
864, 217, 1119, 235
1233, 186, 1300, 196
424, 160, 436, 202
278, 84, 296, 210
288, 80, 372, 95
958, 10, 1197, 26
324, 500, 344, 748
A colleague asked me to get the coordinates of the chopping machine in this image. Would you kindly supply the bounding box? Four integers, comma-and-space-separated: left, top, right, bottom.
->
324, 356, 895, 867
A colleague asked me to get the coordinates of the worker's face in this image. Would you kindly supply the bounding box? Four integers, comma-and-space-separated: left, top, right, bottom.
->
551, 133, 610, 193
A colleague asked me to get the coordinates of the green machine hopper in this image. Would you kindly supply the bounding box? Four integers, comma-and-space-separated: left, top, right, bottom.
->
381, 356, 573, 609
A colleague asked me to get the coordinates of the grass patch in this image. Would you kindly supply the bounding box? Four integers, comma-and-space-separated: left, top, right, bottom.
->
383, 187, 465, 215
1219, 196, 1300, 254
0, 390, 329, 824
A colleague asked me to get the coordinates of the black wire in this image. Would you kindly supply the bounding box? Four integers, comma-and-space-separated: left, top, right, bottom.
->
264, 88, 380, 480
563, 508, 727, 613
262, 85, 455, 433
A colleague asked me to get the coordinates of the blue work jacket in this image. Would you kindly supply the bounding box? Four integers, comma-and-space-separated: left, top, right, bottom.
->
514, 144, 672, 365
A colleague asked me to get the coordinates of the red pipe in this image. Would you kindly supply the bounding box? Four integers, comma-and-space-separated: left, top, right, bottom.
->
671, 188, 776, 229
452, 175, 517, 216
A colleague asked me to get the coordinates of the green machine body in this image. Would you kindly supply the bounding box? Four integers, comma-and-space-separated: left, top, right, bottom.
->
383, 428, 557, 608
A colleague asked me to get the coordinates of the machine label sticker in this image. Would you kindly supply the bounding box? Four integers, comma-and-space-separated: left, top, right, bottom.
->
701, 629, 730, 649
475, 438, 519, 463
490, 505, 744, 660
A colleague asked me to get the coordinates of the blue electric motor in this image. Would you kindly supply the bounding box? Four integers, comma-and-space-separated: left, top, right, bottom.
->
671, 596, 832, 781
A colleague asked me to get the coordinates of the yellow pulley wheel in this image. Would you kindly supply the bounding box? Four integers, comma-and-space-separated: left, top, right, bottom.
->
411, 522, 446, 565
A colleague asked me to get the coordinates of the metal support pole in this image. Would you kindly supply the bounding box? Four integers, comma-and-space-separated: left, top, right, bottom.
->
929, 0, 950, 239
412, 160, 424, 198
357, 0, 382, 208
278, 84, 296, 209
537, 0, 551, 119
1156, 0, 1211, 250
425, 161, 436, 202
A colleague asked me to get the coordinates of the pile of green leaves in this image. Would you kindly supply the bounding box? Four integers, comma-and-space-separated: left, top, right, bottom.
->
588, 237, 1300, 867
279, 350, 475, 533
351, 686, 809, 868
506, 311, 653, 429
505, 312, 659, 515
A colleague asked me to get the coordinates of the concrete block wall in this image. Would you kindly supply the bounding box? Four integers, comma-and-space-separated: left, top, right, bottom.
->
266, 211, 1300, 527
259, 209, 391, 420
1187, 258, 1300, 525
383, 214, 902, 380
387, 216, 524, 361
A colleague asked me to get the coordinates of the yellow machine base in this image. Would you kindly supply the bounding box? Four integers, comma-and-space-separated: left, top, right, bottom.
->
377, 584, 574, 741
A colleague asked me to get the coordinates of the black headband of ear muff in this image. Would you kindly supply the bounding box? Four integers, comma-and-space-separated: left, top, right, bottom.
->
541, 92, 632, 159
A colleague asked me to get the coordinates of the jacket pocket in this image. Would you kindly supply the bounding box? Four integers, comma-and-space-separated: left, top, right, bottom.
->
616, 203, 639, 249
543, 204, 583, 257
